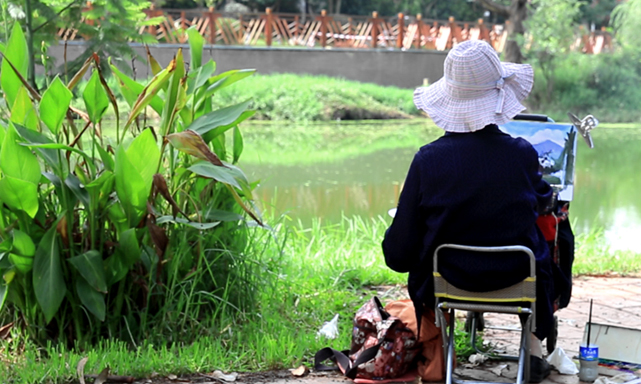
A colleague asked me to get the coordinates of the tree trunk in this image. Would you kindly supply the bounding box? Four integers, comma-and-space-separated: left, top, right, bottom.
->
328, 0, 333, 14
475, 0, 527, 63
503, 0, 527, 63
335, 0, 341, 15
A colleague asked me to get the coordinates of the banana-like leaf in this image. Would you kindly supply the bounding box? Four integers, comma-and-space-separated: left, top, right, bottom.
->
0, 176, 38, 218
76, 277, 105, 322
65, 174, 91, 209
232, 125, 243, 164
83, 71, 110, 124
68, 250, 107, 293
93, 55, 120, 129
33, 218, 66, 324
188, 161, 251, 193
110, 63, 164, 115
187, 99, 253, 141
190, 60, 216, 92
160, 49, 186, 136
9, 230, 35, 273
21, 142, 96, 175
0, 280, 8, 313
115, 145, 147, 227
187, 26, 204, 70
40, 76, 73, 135
125, 128, 161, 192
123, 60, 175, 134
13, 124, 65, 174
1, 124, 41, 184
10, 86, 39, 130
0, 23, 28, 108
105, 229, 140, 285
200, 69, 256, 102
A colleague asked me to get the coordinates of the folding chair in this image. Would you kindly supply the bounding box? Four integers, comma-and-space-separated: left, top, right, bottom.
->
433, 244, 537, 384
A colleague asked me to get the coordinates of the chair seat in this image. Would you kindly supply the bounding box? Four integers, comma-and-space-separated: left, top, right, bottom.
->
434, 244, 536, 384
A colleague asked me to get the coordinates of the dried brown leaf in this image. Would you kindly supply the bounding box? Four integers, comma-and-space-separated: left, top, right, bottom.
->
290, 365, 309, 377
166, 130, 226, 167
77, 357, 88, 384
152, 174, 187, 219
0, 322, 13, 340
94, 367, 110, 384
146, 203, 168, 259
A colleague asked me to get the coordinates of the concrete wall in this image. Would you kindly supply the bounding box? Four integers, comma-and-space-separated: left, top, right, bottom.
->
47, 42, 446, 89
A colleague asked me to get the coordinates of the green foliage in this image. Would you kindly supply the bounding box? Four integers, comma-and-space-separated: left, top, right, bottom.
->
528, 52, 641, 122
611, 0, 641, 52
213, 73, 418, 121
525, 0, 583, 99
0, 25, 263, 346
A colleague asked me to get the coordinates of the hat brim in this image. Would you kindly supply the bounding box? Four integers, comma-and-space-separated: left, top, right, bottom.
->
414, 62, 534, 133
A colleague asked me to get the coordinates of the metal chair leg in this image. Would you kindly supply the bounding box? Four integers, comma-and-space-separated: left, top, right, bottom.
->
446, 308, 456, 384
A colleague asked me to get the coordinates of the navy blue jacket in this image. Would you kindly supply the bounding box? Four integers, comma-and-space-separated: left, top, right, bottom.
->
382, 124, 556, 339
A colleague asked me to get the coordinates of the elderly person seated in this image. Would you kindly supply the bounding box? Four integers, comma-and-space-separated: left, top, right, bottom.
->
383, 40, 560, 383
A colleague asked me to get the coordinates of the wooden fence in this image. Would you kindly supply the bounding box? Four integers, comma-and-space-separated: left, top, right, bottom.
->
57, 6, 612, 54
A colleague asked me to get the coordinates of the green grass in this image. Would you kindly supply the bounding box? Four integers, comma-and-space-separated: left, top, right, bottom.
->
1, 214, 637, 383
211, 73, 419, 121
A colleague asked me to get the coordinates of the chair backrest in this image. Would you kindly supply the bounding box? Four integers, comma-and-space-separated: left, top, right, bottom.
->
433, 244, 536, 304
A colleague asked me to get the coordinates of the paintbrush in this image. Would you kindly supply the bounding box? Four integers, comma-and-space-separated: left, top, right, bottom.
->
587, 299, 593, 346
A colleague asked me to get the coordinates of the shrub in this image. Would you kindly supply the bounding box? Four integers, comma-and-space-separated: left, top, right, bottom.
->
0, 24, 266, 346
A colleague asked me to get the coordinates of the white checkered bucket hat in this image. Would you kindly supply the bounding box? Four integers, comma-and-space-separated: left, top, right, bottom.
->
414, 40, 534, 133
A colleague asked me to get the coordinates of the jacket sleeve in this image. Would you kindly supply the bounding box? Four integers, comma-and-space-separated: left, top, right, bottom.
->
382, 152, 427, 273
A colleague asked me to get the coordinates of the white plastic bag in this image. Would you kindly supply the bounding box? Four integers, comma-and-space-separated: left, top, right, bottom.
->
317, 314, 339, 339
546, 347, 579, 375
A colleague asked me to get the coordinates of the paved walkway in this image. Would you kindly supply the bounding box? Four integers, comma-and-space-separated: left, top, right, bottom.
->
278, 277, 641, 384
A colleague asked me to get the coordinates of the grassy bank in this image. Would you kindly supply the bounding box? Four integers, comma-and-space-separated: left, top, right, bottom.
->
211, 73, 419, 121
2, 214, 639, 383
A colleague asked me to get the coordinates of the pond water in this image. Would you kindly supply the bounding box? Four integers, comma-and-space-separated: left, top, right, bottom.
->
239, 121, 641, 253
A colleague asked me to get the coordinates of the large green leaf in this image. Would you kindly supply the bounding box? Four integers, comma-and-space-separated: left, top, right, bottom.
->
0, 23, 28, 109
1, 123, 41, 184
110, 64, 164, 115
13, 123, 64, 174
23, 143, 95, 175
114, 146, 147, 226
33, 220, 66, 324
187, 26, 204, 70
126, 128, 160, 189
202, 69, 256, 99
65, 174, 91, 208
40, 76, 73, 135
9, 229, 35, 274
188, 100, 254, 140
68, 250, 107, 293
159, 49, 186, 136
11, 229, 35, 257
0, 176, 38, 218
76, 277, 105, 322
105, 229, 140, 285
188, 161, 250, 192
10, 86, 39, 130
232, 125, 244, 164
83, 71, 110, 124
191, 60, 216, 92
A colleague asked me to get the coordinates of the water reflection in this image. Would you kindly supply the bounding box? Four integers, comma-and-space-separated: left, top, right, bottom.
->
240, 122, 641, 252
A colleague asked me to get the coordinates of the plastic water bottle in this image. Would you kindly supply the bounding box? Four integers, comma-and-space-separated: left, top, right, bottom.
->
578, 344, 598, 382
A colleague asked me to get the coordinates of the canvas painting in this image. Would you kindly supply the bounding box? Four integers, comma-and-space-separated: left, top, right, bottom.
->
500, 121, 577, 201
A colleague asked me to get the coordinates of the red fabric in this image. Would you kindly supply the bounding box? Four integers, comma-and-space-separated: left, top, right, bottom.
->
536, 214, 559, 242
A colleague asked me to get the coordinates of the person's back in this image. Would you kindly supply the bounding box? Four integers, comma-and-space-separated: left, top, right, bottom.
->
382, 39, 556, 383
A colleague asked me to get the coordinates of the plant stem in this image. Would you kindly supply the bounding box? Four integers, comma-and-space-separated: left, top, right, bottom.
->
24, 0, 37, 90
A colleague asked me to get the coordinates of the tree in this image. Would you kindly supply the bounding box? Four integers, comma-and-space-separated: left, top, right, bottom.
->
525, 0, 582, 99
611, 0, 641, 51
475, 0, 528, 63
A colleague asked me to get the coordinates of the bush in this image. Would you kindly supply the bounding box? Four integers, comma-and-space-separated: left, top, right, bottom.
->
0, 25, 267, 346
529, 52, 641, 122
